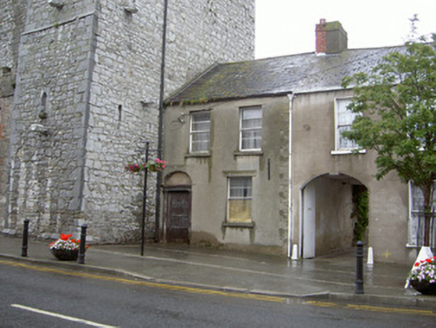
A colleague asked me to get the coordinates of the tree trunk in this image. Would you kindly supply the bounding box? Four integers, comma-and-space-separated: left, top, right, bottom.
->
422, 184, 432, 247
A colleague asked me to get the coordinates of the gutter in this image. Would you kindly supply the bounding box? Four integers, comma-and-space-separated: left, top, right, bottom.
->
165, 85, 351, 107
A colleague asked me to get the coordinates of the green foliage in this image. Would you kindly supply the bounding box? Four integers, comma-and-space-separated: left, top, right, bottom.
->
342, 33, 436, 244
353, 190, 369, 244
342, 37, 436, 186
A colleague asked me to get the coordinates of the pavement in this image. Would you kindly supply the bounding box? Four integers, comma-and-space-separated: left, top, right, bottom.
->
1, 234, 435, 309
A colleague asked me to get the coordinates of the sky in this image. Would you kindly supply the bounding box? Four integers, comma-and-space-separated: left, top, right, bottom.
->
255, 0, 436, 59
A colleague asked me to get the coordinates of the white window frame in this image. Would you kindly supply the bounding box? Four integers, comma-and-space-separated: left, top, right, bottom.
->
331, 98, 365, 155
189, 111, 210, 153
239, 106, 262, 151
227, 177, 253, 223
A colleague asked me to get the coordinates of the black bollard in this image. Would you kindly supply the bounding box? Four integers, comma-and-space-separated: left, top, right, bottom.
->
78, 224, 87, 265
21, 219, 30, 257
355, 241, 364, 294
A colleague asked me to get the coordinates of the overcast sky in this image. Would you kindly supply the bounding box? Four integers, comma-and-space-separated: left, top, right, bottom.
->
255, 0, 436, 59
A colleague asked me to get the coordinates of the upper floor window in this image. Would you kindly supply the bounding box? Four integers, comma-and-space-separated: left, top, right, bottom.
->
335, 98, 359, 151
227, 177, 252, 223
190, 111, 210, 153
240, 106, 262, 151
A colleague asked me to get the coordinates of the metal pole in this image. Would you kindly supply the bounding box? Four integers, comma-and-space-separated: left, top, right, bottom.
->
141, 142, 150, 256
355, 241, 364, 294
21, 219, 29, 257
155, 0, 168, 243
78, 224, 87, 264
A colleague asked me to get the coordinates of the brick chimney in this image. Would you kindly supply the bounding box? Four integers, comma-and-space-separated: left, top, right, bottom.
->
315, 19, 348, 54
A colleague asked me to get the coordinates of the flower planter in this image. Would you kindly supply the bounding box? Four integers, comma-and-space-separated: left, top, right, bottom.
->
410, 280, 436, 295
50, 248, 79, 261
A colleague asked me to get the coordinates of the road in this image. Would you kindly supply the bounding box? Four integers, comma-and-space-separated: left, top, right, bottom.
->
0, 259, 435, 327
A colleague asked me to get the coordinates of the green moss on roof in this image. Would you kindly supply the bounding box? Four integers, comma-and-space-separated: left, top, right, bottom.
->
325, 21, 341, 30
165, 45, 405, 106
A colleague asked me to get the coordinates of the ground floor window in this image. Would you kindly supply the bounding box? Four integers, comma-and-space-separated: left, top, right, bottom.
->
227, 177, 252, 223
408, 182, 436, 247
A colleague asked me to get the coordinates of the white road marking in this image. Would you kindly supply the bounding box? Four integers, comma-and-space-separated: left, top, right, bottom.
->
11, 304, 119, 328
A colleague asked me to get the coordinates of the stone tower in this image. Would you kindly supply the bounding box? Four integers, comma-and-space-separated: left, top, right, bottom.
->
0, 0, 255, 242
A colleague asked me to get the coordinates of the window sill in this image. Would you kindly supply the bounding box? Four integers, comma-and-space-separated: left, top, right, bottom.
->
234, 151, 263, 157
330, 149, 366, 156
185, 153, 211, 158
222, 222, 255, 229
406, 243, 419, 248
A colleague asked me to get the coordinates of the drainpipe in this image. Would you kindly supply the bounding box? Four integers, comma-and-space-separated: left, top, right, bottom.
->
154, 0, 168, 242
287, 94, 294, 257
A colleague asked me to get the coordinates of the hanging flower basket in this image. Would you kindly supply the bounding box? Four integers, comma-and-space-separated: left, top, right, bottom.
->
408, 256, 436, 295
49, 234, 88, 261
124, 158, 167, 173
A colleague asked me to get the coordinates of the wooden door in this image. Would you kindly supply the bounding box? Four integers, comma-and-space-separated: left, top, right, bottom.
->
165, 190, 191, 243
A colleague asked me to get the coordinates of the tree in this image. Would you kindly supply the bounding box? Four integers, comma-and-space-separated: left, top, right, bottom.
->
341, 35, 436, 246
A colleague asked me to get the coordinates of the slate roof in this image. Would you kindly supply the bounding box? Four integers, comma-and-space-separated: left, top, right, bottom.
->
166, 45, 405, 105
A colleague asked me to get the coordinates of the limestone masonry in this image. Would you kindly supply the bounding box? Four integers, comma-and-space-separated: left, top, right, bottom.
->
0, 0, 255, 243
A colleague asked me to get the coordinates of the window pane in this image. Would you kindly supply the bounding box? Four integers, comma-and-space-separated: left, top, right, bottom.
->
241, 107, 262, 150
336, 99, 358, 150
191, 132, 209, 152
241, 130, 262, 149
228, 199, 252, 223
229, 178, 252, 198
191, 112, 210, 153
338, 126, 357, 149
228, 177, 252, 223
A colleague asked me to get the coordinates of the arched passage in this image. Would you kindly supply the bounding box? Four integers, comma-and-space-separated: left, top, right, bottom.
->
301, 173, 368, 258
163, 172, 192, 244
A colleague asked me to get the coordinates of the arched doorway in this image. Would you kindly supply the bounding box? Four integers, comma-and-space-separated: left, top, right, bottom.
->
163, 172, 192, 244
301, 173, 368, 258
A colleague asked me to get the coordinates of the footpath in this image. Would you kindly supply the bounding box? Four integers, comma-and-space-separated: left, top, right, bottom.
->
1, 235, 435, 309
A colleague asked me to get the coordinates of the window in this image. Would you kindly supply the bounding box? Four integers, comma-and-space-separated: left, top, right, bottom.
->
408, 182, 436, 247
227, 177, 252, 223
240, 106, 262, 151
335, 98, 358, 151
190, 112, 210, 153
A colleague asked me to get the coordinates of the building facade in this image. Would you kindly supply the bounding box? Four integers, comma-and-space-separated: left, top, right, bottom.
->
0, 0, 255, 243
162, 20, 426, 263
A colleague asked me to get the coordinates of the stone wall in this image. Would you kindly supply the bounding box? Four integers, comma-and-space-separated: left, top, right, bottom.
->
0, 70, 14, 222
5, 5, 97, 238
2, 0, 255, 243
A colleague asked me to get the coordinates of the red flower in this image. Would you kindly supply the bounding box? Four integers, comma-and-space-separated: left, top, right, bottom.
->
60, 233, 72, 241
425, 258, 432, 263
414, 262, 420, 267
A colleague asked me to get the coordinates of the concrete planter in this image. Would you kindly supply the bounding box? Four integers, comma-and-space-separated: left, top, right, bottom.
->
410, 279, 436, 295
50, 249, 79, 261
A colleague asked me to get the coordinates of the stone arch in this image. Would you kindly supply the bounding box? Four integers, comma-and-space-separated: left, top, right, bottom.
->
164, 171, 192, 187
300, 173, 368, 258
